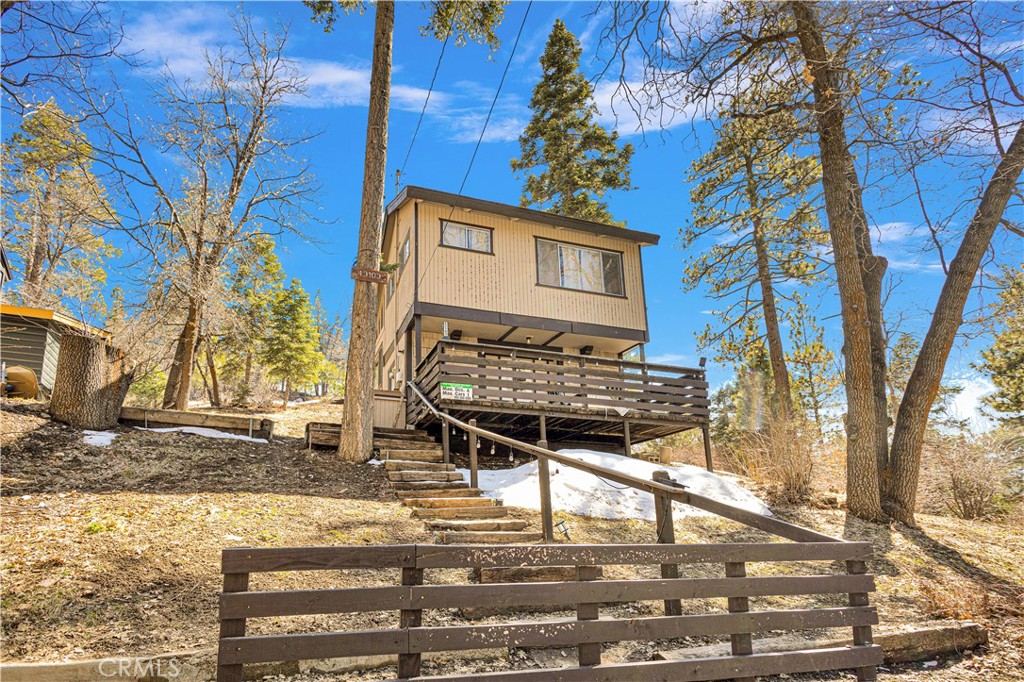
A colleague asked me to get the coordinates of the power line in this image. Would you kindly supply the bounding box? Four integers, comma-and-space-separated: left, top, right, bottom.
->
395, 28, 452, 192
454, 0, 533, 197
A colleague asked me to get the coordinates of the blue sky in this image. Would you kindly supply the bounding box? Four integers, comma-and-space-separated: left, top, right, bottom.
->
6, 1, 1021, 426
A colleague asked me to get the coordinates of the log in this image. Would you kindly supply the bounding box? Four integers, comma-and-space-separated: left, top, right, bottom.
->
50, 334, 133, 430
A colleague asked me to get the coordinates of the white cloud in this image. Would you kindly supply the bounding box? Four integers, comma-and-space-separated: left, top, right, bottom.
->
886, 256, 946, 274
870, 221, 917, 246
948, 375, 997, 433
647, 353, 696, 366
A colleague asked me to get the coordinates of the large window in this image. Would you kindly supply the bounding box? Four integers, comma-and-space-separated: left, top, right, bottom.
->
398, 235, 410, 275
441, 220, 493, 253
536, 238, 624, 296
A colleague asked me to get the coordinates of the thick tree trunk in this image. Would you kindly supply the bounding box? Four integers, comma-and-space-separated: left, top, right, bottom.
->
338, 0, 393, 463
50, 334, 134, 430
862, 254, 891, 478
790, 1, 884, 521
886, 127, 1024, 525
162, 301, 201, 410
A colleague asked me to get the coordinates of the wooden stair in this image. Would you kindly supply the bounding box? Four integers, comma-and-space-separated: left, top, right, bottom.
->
377, 431, 542, 545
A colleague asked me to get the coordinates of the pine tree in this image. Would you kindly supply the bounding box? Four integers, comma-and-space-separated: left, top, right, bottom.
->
261, 279, 325, 409
511, 19, 633, 225
977, 265, 1024, 424
785, 295, 841, 440
2, 100, 118, 315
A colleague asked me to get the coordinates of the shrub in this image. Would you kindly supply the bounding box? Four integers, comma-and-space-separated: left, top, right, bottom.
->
722, 414, 815, 504
125, 370, 166, 408
919, 430, 1019, 520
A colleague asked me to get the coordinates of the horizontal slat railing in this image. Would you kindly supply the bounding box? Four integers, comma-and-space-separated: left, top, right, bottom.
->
414, 340, 710, 422
217, 543, 880, 682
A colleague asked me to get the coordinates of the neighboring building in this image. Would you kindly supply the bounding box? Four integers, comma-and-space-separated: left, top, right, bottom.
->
0, 244, 12, 290
373, 186, 710, 452
0, 304, 110, 395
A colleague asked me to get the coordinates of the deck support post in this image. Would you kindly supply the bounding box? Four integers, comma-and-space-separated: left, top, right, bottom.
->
847, 559, 878, 681
726, 561, 754, 682
623, 420, 632, 457
701, 423, 714, 472
468, 418, 478, 490
537, 414, 554, 543
441, 413, 450, 464
652, 470, 681, 616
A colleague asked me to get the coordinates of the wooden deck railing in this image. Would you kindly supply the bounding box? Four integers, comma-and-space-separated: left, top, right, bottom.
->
217, 543, 881, 681
410, 340, 710, 427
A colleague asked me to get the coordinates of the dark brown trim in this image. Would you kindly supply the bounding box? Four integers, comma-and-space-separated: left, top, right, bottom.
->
478, 338, 565, 353
412, 202, 420, 306
387, 185, 660, 245
439, 218, 494, 255
496, 326, 519, 342
638, 242, 650, 341
414, 302, 648, 343
535, 237, 627, 299
542, 331, 565, 346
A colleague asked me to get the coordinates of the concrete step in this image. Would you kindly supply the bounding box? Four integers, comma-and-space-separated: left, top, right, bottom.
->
375, 438, 440, 451
395, 487, 482, 499
438, 531, 544, 545
383, 460, 455, 472
379, 449, 445, 463
391, 481, 469, 491
387, 471, 464, 483
412, 506, 508, 520
427, 519, 530, 532
403, 497, 495, 509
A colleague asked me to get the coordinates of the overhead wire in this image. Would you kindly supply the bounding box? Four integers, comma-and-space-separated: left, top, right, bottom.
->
395, 27, 452, 192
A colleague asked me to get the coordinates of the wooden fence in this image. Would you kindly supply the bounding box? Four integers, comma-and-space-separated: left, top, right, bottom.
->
119, 406, 274, 440
217, 543, 881, 681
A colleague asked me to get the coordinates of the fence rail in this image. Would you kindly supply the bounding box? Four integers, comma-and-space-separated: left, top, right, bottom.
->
217, 543, 880, 681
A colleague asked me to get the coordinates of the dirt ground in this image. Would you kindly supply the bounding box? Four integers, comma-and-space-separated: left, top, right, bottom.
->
2, 398, 1022, 681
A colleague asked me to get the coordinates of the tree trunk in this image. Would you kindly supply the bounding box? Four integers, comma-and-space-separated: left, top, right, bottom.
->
205, 337, 221, 407
338, 0, 393, 463
790, 1, 884, 521
886, 126, 1024, 525
50, 334, 134, 430
283, 376, 291, 410
162, 300, 201, 410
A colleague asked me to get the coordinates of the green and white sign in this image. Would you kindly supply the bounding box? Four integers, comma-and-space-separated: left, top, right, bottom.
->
440, 382, 474, 400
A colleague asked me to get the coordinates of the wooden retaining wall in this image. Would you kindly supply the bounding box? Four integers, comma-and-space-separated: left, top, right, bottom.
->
119, 407, 274, 440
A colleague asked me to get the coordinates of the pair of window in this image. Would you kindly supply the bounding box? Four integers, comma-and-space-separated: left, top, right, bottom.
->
440, 219, 625, 297
386, 236, 411, 302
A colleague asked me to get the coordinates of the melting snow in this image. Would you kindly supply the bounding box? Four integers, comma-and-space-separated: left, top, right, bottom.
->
83, 430, 119, 447
459, 449, 770, 522
134, 426, 268, 443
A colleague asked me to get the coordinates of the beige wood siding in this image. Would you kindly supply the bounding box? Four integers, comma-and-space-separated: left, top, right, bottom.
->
415, 201, 647, 332
374, 201, 416, 387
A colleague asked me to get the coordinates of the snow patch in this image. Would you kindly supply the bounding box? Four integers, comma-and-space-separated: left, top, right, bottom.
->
459, 449, 770, 522
83, 430, 119, 447
367, 458, 384, 467
134, 426, 268, 443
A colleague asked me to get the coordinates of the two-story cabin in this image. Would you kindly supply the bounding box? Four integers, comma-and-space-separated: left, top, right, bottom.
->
374, 186, 709, 453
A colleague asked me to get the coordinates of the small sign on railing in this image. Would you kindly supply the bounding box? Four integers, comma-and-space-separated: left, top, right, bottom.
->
440, 382, 473, 400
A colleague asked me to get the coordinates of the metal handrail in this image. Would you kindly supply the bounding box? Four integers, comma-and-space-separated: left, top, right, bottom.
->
406, 381, 842, 544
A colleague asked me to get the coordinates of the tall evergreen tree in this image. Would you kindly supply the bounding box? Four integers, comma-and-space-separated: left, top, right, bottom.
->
977, 265, 1024, 424
511, 19, 633, 225
785, 294, 841, 440
262, 279, 325, 409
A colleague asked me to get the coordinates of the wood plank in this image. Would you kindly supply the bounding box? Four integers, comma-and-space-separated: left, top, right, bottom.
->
220, 586, 410, 619
216, 572, 248, 682
445, 385, 710, 418
222, 546, 416, 573
406, 607, 878, 652
397, 645, 884, 682
120, 406, 273, 438
218, 629, 407, 665
414, 543, 872, 568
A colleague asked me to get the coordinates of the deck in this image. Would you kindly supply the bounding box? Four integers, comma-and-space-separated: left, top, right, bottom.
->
408, 340, 710, 449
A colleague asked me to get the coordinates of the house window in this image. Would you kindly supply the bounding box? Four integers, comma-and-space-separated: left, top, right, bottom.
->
441, 220, 492, 253
398, 236, 410, 276
536, 239, 625, 296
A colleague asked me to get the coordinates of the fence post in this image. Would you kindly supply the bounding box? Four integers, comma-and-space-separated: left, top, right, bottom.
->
623, 420, 632, 457
398, 566, 425, 678
725, 561, 753, 682
576, 565, 601, 666
701, 423, 714, 472
538, 414, 554, 542
217, 571, 250, 682
652, 470, 681, 616
469, 419, 478, 489
441, 414, 450, 465
847, 559, 878, 681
